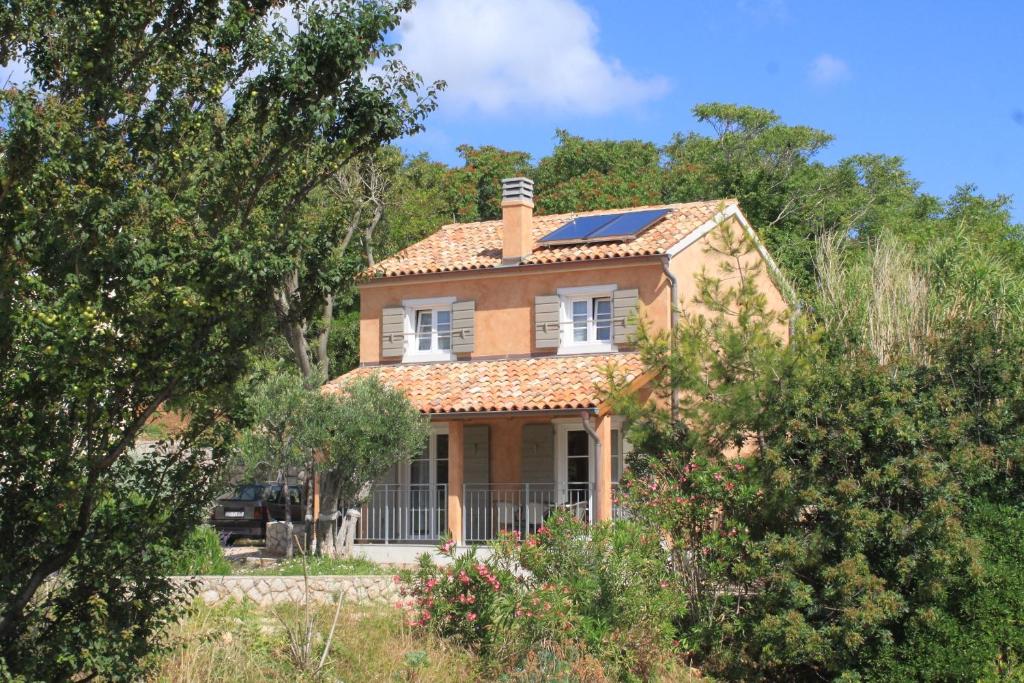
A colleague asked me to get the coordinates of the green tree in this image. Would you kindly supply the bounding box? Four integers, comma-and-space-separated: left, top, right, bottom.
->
236, 368, 324, 558
611, 222, 1024, 680
449, 144, 533, 221
0, 0, 437, 677
663, 103, 931, 293
535, 129, 663, 214
316, 375, 429, 556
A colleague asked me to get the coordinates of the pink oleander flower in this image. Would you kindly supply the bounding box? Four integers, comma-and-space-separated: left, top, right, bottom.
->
713, 472, 724, 482
725, 481, 735, 492
392, 575, 401, 584
425, 578, 438, 590
466, 612, 477, 622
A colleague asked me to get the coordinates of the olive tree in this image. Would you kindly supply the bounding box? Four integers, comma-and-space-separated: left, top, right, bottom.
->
316, 375, 429, 557
236, 369, 326, 558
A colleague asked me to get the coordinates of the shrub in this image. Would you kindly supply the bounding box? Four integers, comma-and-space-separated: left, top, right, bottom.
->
401, 537, 524, 656
402, 518, 684, 681
608, 228, 1024, 680
169, 525, 232, 576
866, 501, 1024, 681
516, 511, 685, 679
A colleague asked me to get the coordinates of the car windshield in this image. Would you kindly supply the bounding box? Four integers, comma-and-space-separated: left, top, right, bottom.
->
267, 485, 301, 504
229, 484, 266, 501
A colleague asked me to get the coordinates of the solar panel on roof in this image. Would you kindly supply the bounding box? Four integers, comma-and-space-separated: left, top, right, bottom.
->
537, 214, 613, 243
538, 208, 670, 246
586, 208, 671, 240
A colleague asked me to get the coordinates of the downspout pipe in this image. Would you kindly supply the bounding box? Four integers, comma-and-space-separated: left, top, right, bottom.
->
661, 256, 680, 423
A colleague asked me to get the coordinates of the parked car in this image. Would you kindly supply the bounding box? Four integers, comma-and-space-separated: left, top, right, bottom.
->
210, 482, 305, 545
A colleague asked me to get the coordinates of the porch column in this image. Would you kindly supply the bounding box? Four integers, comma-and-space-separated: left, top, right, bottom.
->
594, 413, 614, 522
447, 420, 465, 544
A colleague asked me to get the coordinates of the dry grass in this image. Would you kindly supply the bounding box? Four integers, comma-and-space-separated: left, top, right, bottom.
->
148, 600, 480, 682
815, 231, 936, 365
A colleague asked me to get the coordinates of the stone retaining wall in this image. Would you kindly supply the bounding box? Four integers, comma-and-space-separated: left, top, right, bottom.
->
174, 575, 397, 607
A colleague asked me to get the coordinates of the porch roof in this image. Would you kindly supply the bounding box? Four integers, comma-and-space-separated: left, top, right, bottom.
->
324, 352, 645, 415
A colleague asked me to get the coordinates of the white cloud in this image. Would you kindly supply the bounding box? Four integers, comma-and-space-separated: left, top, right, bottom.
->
808, 53, 850, 86
397, 0, 669, 116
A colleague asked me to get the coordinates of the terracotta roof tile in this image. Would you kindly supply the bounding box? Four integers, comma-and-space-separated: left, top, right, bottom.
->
369, 200, 734, 278
323, 353, 645, 415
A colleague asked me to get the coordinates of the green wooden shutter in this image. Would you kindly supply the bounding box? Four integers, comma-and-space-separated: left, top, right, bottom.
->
535, 295, 560, 349
451, 300, 475, 353
612, 288, 639, 345
381, 307, 405, 358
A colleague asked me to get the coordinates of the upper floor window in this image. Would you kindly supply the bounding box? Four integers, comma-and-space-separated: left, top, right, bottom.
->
557, 284, 617, 354
404, 296, 456, 362
415, 308, 451, 352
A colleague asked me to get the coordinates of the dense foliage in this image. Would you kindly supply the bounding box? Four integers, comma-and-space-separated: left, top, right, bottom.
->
0, 0, 437, 678
403, 513, 685, 681
608, 220, 1024, 680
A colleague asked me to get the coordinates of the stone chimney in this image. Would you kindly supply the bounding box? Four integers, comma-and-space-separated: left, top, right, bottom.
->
501, 177, 534, 264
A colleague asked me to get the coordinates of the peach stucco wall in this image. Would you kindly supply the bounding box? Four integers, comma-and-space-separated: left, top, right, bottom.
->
669, 215, 790, 339
358, 257, 673, 363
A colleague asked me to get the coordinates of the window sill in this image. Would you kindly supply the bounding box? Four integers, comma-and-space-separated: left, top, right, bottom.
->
556, 342, 617, 355
401, 351, 456, 364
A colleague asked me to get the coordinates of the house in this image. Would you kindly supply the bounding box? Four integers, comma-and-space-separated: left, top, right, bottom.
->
324, 177, 789, 553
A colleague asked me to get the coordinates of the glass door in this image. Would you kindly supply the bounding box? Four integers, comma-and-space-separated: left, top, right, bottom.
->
407, 431, 447, 539
557, 428, 592, 522
408, 445, 431, 538
434, 434, 448, 538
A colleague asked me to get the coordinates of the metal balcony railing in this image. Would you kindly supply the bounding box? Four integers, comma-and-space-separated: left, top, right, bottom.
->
354, 483, 447, 544
463, 483, 594, 543
353, 482, 629, 545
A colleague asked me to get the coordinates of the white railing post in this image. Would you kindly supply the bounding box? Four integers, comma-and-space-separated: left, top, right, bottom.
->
524, 483, 530, 537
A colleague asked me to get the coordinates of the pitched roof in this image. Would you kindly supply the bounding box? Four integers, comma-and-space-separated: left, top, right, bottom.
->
323, 353, 644, 415
369, 200, 734, 278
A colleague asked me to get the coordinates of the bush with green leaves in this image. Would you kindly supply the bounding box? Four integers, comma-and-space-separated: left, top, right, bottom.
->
402, 515, 684, 681
609, 225, 1024, 680
400, 537, 527, 656
169, 526, 232, 576
517, 512, 685, 680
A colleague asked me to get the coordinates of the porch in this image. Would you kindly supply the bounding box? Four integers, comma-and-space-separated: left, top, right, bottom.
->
322, 352, 648, 547
352, 414, 630, 545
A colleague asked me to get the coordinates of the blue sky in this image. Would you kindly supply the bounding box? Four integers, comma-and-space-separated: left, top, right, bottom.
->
397, 0, 1024, 222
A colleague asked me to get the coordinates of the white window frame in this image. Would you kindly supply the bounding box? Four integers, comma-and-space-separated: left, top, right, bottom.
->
556, 284, 618, 355
552, 417, 630, 505
400, 423, 450, 489
402, 296, 456, 363
400, 424, 449, 539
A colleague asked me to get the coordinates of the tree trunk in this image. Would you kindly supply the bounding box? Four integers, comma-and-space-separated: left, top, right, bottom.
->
304, 461, 315, 555
278, 468, 293, 560
316, 471, 343, 557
